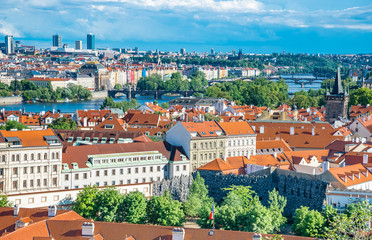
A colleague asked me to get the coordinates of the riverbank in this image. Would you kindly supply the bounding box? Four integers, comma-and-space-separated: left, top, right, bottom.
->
0, 96, 23, 105
91, 91, 108, 99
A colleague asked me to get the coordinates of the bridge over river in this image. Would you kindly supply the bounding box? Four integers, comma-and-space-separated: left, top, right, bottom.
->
108, 89, 204, 99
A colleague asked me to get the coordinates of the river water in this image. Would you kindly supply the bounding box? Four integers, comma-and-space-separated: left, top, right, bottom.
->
0, 74, 323, 113
0, 95, 177, 113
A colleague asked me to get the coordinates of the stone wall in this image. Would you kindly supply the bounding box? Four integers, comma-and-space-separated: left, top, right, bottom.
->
91, 91, 108, 99
0, 96, 23, 105
153, 168, 328, 216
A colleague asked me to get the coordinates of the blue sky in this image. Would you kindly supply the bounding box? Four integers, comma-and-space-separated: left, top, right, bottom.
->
1, 0, 372, 53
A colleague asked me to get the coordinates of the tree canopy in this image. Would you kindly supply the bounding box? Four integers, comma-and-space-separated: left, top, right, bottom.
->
0, 121, 29, 131
49, 117, 76, 130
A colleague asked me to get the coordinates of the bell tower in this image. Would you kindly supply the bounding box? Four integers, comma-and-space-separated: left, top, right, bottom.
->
325, 67, 349, 123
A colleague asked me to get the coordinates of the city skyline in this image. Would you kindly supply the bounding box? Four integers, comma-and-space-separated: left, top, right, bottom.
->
0, 0, 372, 53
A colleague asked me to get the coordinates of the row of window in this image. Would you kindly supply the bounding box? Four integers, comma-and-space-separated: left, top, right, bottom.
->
11, 165, 58, 175
65, 165, 167, 181
92, 155, 162, 165
12, 177, 58, 190
66, 177, 160, 189
193, 141, 223, 149
228, 139, 255, 147
228, 150, 254, 157
1, 152, 60, 163
193, 152, 223, 161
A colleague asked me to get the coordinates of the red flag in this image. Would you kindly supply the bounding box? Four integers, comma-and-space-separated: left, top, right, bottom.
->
209, 202, 214, 220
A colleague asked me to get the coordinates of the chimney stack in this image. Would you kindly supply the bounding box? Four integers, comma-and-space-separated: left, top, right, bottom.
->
13, 205, 19, 217
259, 126, 264, 134
363, 154, 368, 165
172, 228, 185, 240
48, 205, 57, 217
253, 233, 262, 240
322, 161, 330, 173
290, 127, 294, 135
82, 222, 95, 237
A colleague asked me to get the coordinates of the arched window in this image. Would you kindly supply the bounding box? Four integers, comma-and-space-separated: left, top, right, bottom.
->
38, 153, 41, 160
52, 153, 55, 159
31, 154, 34, 160
44, 153, 47, 160
24, 154, 27, 161
2, 155, 5, 162
16, 155, 20, 161
12, 155, 15, 161
56, 152, 59, 159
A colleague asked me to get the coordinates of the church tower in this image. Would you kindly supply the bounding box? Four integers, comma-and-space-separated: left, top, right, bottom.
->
325, 67, 349, 123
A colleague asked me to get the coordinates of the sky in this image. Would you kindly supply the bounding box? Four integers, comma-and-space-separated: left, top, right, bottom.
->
0, 0, 372, 54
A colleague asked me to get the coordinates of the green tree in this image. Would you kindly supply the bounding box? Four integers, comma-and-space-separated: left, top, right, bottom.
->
49, 117, 76, 130
147, 191, 185, 226
0, 194, 11, 207
160, 102, 169, 109
73, 186, 99, 219
350, 87, 372, 106
184, 172, 212, 217
114, 84, 122, 90
117, 191, 147, 224
292, 206, 325, 238
0, 121, 29, 131
95, 187, 122, 222
323, 202, 372, 240
267, 189, 287, 232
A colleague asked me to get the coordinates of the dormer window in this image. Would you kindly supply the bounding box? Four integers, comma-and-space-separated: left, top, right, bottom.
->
67, 137, 73, 142
43, 135, 60, 145
5, 137, 22, 147
104, 124, 114, 129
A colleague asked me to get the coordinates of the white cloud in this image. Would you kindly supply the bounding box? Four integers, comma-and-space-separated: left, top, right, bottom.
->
0, 20, 22, 37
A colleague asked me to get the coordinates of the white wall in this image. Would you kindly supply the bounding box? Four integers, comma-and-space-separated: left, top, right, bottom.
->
8, 183, 152, 208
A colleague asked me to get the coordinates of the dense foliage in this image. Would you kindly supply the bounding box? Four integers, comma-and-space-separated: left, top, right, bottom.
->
197, 186, 287, 234
205, 78, 288, 107
0, 194, 11, 207
73, 186, 185, 226
49, 117, 76, 130
350, 87, 372, 106
100, 97, 140, 112
5, 80, 92, 102
136, 71, 208, 92
293, 202, 372, 239
0, 121, 29, 131
288, 89, 325, 109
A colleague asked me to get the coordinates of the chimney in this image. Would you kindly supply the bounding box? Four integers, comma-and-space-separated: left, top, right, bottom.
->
83, 117, 88, 127
312, 168, 316, 175
247, 153, 251, 160
48, 205, 57, 217
172, 228, 185, 240
253, 233, 262, 240
322, 161, 330, 173
290, 127, 294, 135
82, 222, 95, 237
312, 128, 315, 136
363, 154, 368, 165
259, 126, 264, 134
13, 205, 20, 217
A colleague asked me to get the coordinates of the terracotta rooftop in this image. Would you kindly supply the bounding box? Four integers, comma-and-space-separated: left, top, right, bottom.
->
62, 141, 187, 169
324, 164, 372, 188
0, 129, 58, 147
0, 218, 315, 240
217, 121, 255, 135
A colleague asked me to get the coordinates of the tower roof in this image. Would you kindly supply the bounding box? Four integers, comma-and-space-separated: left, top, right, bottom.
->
332, 67, 343, 95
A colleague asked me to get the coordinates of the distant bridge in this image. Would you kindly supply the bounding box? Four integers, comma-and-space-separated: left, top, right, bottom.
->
108, 89, 204, 99
269, 74, 328, 84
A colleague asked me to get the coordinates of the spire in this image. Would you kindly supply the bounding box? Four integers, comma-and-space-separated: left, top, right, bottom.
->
332, 67, 343, 95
